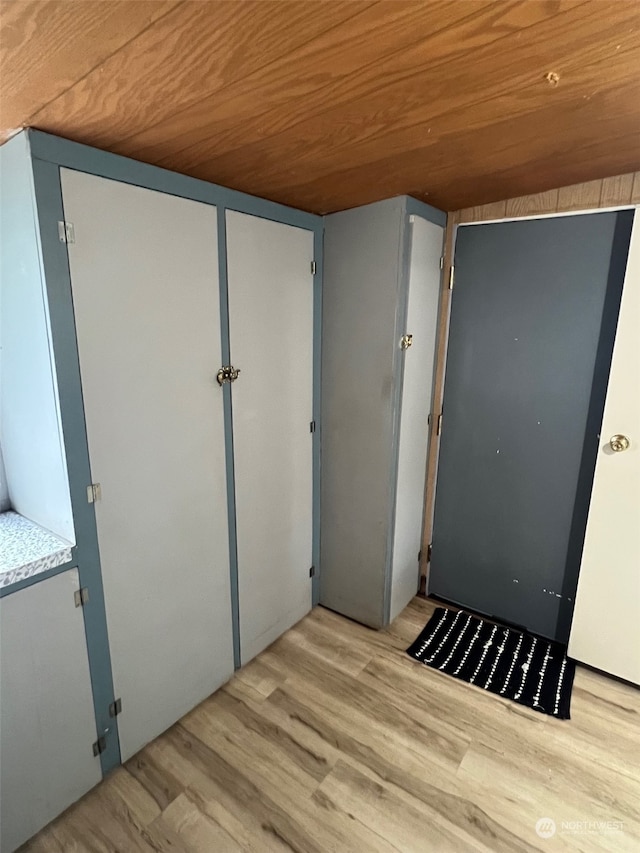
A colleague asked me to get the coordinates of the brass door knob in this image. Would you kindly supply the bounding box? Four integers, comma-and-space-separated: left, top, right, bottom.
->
216, 365, 241, 386
609, 434, 630, 452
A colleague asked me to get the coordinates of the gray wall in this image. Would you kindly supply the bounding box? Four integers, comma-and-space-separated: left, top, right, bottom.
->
0, 134, 74, 540
320, 198, 405, 627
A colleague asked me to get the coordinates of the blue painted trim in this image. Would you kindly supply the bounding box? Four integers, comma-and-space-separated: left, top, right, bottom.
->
27, 130, 320, 232
30, 157, 121, 775
405, 196, 447, 228
25, 127, 324, 704
312, 229, 323, 606
217, 210, 242, 669
0, 557, 76, 598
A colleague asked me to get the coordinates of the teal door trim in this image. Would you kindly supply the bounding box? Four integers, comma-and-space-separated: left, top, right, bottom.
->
25, 129, 324, 741
30, 156, 121, 775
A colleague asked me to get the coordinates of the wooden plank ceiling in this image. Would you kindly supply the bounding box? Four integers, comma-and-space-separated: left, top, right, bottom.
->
1, 0, 639, 213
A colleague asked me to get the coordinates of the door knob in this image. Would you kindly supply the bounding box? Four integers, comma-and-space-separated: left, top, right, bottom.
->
609, 434, 630, 452
216, 366, 241, 386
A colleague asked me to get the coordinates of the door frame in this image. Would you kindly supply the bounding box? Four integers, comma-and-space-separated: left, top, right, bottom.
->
15, 129, 323, 774
421, 199, 639, 595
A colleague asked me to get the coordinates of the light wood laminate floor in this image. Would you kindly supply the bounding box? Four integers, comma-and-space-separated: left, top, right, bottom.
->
23, 598, 640, 852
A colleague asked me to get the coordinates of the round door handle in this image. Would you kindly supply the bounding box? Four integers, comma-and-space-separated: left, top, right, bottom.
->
609, 434, 630, 452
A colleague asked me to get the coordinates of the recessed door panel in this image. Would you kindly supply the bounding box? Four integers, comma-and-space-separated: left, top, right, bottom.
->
226, 211, 313, 664
61, 170, 234, 761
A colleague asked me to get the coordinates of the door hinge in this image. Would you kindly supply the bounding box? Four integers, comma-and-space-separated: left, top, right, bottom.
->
311, 260, 317, 275
427, 543, 433, 563
439, 256, 444, 270
74, 587, 90, 608
109, 697, 122, 718
310, 420, 316, 433
309, 566, 316, 578
58, 220, 75, 244
92, 735, 107, 757
436, 414, 443, 436
86, 483, 102, 503
448, 265, 455, 290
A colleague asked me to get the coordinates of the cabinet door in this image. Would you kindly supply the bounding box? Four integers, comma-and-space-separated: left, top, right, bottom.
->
390, 215, 443, 622
0, 570, 101, 852
226, 211, 314, 664
61, 170, 234, 761
569, 212, 640, 683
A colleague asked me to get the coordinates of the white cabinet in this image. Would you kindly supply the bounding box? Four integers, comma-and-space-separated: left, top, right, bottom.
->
226, 212, 314, 664
569, 210, 640, 684
61, 170, 235, 761
0, 570, 101, 852
320, 198, 445, 628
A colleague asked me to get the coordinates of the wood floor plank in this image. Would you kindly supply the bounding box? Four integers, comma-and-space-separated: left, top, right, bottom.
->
21, 597, 640, 853
156, 793, 242, 852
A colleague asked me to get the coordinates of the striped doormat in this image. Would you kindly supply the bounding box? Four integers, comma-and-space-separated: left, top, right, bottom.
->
407, 607, 576, 719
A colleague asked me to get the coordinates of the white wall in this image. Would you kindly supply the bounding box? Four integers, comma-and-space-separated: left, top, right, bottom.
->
0, 134, 74, 541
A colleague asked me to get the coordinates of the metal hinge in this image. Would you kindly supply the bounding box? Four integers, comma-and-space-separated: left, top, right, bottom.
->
427, 543, 433, 562
58, 220, 75, 244
310, 420, 316, 433
436, 414, 443, 436
311, 260, 317, 275
439, 256, 444, 270
309, 566, 316, 578
74, 587, 90, 608
448, 265, 455, 290
109, 698, 122, 718
92, 735, 107, 757
86, 483, 102, 503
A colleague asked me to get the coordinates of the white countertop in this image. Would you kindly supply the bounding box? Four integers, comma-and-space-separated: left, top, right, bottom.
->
0, 511, 73, 588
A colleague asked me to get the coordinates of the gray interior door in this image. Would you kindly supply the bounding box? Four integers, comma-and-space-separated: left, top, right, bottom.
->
429, 211, 633, 642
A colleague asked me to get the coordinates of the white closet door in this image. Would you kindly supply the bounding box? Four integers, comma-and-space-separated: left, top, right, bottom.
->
61, 170, 234, 761
390, 215, 443, 622
226, 211, 313, 664
0, 570, 101, 852
569, 211, 640, 684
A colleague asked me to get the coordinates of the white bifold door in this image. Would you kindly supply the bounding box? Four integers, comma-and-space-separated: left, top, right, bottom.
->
569, 210, 640, 684
226, 211, 314, 664
61, 170, 234, 761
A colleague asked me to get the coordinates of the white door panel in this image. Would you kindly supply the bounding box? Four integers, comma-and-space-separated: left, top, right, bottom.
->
0, 570, 101, 851
569, 211, 640, 684
390, 216, 443, 622
226, 211, 313, 664
61, 170, 234, 760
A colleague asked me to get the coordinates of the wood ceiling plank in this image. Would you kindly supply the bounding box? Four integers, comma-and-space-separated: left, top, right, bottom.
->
183, 3, 639, 199
28, 0, 373, 150
2, 0, 639, 212
137, 0, 576, 174
0, 0, 178, 141
123, 0, 502, 163
258, 83, 640, 212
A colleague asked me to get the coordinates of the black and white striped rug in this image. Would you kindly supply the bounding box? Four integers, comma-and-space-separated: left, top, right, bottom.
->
406, 607, 576, 719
